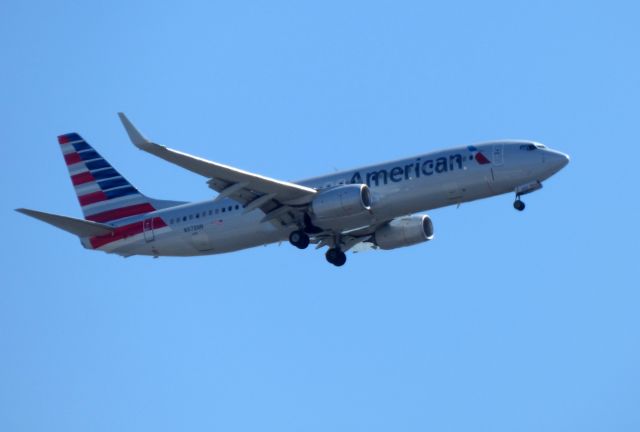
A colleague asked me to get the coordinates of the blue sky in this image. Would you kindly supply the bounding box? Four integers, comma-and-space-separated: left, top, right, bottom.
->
2, 1, 639, 431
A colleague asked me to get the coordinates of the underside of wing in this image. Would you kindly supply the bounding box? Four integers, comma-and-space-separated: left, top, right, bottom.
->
309, 220, 389, 252
118, 113, 316, 226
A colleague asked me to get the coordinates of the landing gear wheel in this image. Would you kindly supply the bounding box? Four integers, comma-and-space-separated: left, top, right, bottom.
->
513, 199, 525, 211
325, 248, 347, 267
289, 230, 310, 249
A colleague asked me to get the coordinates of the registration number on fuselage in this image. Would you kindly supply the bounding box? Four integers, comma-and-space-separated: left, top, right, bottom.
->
183, 224, 204, 233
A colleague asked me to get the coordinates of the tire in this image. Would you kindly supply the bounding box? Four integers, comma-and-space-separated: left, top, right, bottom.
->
333, 250, 347, 267
289, 230, 310, 249
513, 200, 525, 211
325, 248, 346, 266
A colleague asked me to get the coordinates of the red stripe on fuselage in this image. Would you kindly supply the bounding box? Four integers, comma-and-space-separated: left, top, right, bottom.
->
79, 190, 108, 206
71, 171, 95, 186
475, 153, 491, 164
86, 203, 155, 223
64, 153, 82, 165
89, 217, 167, 249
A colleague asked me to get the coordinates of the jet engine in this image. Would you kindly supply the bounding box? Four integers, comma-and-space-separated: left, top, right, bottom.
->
374, 215, 434, 250
310, 184, 372, 228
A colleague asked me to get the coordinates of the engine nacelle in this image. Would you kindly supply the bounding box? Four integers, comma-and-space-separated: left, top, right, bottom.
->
311, 184, 372, 223
374, 215, 434, 250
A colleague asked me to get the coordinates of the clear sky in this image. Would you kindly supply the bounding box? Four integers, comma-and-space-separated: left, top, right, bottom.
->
2, 1, 639, 431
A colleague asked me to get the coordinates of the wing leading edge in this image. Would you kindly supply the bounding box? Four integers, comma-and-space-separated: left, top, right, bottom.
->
118, 113, 316, 222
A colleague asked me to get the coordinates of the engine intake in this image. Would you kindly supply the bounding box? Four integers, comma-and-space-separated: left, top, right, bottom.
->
311, 184, 371, 223
375, 215, 434, 250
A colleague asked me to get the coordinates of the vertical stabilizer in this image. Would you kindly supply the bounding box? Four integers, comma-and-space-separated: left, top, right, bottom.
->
57, 133, 157, 224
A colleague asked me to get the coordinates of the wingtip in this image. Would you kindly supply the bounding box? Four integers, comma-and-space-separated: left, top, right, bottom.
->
118, 112, 151, 149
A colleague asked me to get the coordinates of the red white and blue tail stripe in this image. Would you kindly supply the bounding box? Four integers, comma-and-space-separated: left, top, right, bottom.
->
58, 133, 157, 225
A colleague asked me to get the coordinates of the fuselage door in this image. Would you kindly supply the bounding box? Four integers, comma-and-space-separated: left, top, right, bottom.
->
143, 218, 155, 242
492, 143, 504, 166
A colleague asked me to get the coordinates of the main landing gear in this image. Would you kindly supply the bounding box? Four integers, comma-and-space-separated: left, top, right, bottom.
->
289, 225, 347, 267
513, 196, 526, 211
325, 247, 347, 267
289, 230, 310, 249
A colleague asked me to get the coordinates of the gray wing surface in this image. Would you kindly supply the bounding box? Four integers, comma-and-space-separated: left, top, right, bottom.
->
118, 113, 317, 225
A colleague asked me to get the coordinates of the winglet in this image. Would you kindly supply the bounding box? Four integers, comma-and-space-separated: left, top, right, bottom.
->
118, 112, 152, 150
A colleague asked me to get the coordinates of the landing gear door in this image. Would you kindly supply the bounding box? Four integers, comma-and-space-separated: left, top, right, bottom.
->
492, 143, 504, 166
143, 218, 155, 242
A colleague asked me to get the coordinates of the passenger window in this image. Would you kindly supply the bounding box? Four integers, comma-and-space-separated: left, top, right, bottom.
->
196, 213, 199, 218
222, 208, 226, 213
235, 205, 239, 210
228, 206, 232, 211
183, 216, 187, 222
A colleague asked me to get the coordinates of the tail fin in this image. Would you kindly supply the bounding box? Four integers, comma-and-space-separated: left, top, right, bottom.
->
58, 132, 157, 224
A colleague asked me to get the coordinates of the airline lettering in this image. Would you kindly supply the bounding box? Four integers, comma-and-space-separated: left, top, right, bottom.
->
350, 153, 465, 187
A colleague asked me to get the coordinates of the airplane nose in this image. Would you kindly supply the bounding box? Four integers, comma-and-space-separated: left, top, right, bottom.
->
558, 152, 570, 168
561, 152, 570, 168
548, 150, 570, 172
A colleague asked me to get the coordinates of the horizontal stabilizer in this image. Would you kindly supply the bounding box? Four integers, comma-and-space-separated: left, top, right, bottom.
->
16, 208, 115, 237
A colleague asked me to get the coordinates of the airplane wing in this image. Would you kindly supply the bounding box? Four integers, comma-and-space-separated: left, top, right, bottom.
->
309, 220, 389, 252
118, 113, 317, 224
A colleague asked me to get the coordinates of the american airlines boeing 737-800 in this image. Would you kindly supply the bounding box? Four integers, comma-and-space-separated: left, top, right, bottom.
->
17, 113, 569, 266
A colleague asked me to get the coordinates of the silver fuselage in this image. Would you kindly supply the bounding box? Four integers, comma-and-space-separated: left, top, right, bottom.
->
86, 141, 569, 257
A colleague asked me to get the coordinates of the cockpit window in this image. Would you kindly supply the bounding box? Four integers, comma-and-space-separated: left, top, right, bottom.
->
535, 144, 546, 149
520, 144, 537, 151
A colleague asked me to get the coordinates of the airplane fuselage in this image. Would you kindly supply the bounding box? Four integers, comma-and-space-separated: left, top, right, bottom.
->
86, 140, 569, 257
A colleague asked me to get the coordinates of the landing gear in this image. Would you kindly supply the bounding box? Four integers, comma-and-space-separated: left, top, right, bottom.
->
513, 197, 525, 211
325, 248, 347, 267
289, 230, 310, 249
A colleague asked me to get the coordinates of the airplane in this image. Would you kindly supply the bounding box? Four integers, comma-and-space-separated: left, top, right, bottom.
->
17, 113, 570, 266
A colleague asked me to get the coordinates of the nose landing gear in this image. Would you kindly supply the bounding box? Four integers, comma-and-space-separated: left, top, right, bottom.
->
513, 181, 543, 211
